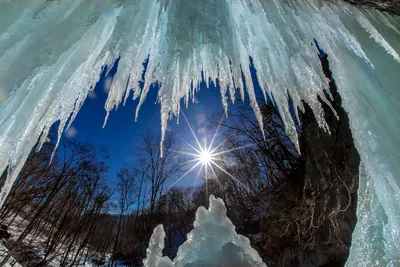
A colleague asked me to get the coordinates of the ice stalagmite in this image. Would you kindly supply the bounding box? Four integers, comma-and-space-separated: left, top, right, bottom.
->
0, 0, 399, 265
144, 195, 267, 267
144, 225, 174, 267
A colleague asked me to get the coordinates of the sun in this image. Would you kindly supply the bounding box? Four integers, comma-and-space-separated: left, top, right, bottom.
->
167, 111, 252, 190
199, 149, 212, 164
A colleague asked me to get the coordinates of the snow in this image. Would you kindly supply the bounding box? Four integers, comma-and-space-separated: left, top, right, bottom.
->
0, 242, 22, 267
0, 214, 47, 266
0, 213, 101, 267
0, 0, 399, 266
144, 195, 266, 267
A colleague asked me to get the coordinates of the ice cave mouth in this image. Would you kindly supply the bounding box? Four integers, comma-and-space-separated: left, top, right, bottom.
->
0, 0, 399, 266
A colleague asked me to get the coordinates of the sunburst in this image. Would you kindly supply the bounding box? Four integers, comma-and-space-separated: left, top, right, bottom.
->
168, 111, 252, 192
198, 149, 212, 164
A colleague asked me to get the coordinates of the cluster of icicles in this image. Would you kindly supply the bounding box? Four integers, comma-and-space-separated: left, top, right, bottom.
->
0, 0, 399, 266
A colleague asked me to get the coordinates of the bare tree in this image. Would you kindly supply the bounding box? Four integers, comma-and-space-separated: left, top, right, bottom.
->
135, 133, 186, 219
110, 168, 138, 267
0, 140, 111, 266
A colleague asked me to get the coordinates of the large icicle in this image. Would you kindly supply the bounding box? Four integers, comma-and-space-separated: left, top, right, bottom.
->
0, 0, 122, 207
0, 0, 399, 265
143, 195, 267, 267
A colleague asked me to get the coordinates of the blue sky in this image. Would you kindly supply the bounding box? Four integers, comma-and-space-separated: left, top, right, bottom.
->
61, 60, 228, 187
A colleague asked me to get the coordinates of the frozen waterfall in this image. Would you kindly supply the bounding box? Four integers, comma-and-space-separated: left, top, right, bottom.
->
0, 0, 399, 266
143, 195, 267, 267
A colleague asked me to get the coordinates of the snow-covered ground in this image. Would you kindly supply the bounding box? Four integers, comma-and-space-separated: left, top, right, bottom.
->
0, 213, 107, 267
0, 242, 22, 267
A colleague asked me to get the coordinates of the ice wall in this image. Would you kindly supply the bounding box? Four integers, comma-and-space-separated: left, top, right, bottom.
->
0, 0, 399, 265
143, 195, 267, 267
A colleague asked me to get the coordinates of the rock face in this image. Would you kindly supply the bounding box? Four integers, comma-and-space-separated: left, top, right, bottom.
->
342, 0, 400, 14
294, 54, 360, 266
260, 54, 361, 266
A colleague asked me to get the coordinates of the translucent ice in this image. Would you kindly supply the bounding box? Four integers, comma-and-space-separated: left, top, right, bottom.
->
0, 0, 399, 265
143, 195, 267, 267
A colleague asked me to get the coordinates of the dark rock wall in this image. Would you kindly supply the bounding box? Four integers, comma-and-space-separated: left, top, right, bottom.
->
341, 0, 400, 14
293, 54, 360, 266
261, 54, 361, 266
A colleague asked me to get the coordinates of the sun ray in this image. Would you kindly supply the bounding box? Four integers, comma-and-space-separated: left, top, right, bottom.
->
170, 113, 256, 195
210, 160, 250, 192
208, 114, 225, 151
181, 158, 204, 165
209, 133, 234, 154
168, 161, 202, 190
191, 164, 204, 188
166, 115, 270, 207
205, 160, 208, 197
208, 161, 223, 187
170, 149, 199, 157
213, 142, 260, 156
178, 136, 202, 154
181, 111, 203, 152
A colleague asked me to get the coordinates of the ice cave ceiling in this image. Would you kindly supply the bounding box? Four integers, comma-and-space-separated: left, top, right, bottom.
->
0, 0, 399, 266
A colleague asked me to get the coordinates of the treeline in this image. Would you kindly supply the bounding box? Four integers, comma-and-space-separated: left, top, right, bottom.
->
92, 70, 357, 267
94, 98, 301, 266
0, 67, 356, 267
0, 132, 194, 266
0, 97, 300, 266
0, 139, 112, 266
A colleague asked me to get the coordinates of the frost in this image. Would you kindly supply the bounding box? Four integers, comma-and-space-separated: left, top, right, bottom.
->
0, 0, 399, 265
144, 195, 266, 267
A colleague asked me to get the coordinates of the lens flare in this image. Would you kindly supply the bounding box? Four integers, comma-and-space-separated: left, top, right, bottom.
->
167, 112, 253, 193
199, 150, 212, 164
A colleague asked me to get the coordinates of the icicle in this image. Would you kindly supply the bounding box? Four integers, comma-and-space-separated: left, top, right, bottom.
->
355, 11, 400, 63
0, 1, 399, 265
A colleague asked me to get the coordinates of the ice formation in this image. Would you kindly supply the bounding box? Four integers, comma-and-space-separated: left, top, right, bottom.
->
143, 195, 267, 267
0, 0, 399, 266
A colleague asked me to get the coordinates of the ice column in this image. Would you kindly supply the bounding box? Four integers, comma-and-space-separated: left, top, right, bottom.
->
143, 195, 267, 267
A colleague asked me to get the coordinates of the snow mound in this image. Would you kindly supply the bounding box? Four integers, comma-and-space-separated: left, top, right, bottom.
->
144, 195, 266, 267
